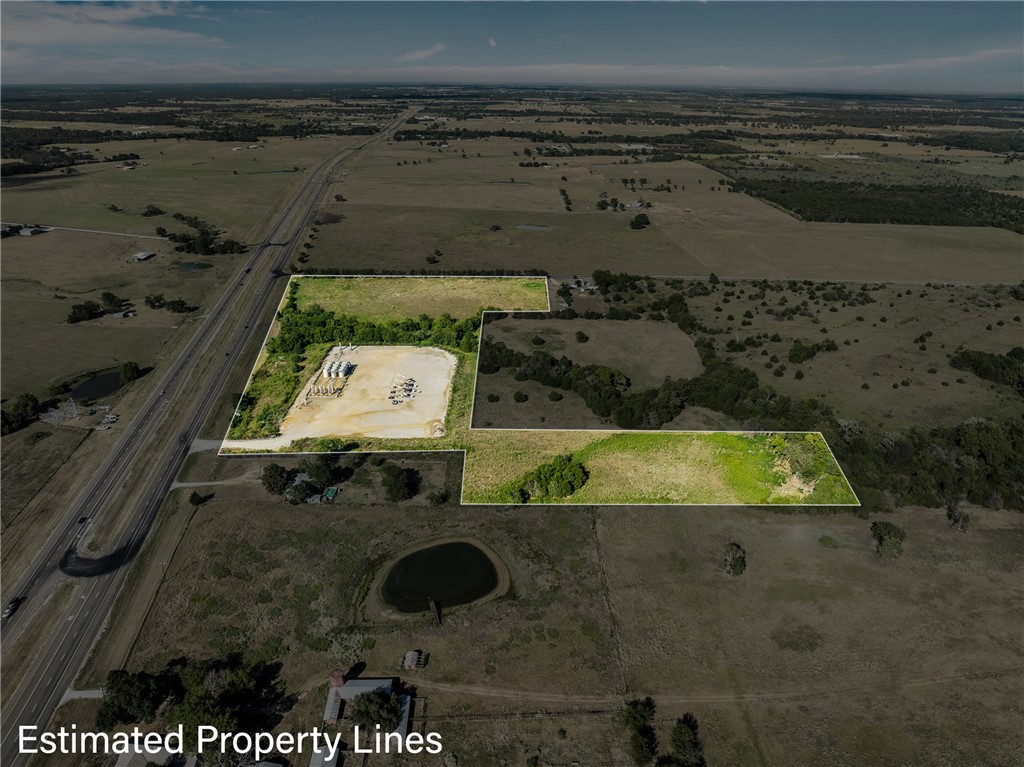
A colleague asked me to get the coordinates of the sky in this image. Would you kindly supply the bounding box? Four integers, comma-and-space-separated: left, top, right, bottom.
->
2, 1, 1022, 93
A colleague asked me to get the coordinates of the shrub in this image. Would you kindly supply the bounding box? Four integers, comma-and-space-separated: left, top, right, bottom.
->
724, 542, 746, 576
548, 390, 563, 401
513, 391, 529, 403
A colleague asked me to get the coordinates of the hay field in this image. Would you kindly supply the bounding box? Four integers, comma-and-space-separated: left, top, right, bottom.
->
293, 275, 550, 320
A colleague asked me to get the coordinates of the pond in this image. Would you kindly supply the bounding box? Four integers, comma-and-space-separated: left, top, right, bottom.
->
177, 261, 213, 272
71, 371, 122, 400
381, 541, 500, 614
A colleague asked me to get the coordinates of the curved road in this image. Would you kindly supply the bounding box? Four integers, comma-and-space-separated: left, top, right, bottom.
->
0, 111, 412, 765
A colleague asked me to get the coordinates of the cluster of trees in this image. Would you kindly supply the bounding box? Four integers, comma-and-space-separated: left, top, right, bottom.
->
156, 212, 245, 255
96, 655, 291, 750
950, 347, 1024, 395
496, 454, 589, 503
144, 294, 194, 313
618, 698, 708, 766
260, 455, 351, 502
731, 179, 1024, 234
788, 338, 839, 364
268, 289, 481, 357
1, 393, 41, 435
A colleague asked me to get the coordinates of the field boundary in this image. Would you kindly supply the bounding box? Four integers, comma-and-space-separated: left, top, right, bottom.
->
218, 274, 860, 507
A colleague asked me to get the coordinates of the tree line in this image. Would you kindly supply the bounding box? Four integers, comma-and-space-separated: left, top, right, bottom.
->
730, 178, 1024, 234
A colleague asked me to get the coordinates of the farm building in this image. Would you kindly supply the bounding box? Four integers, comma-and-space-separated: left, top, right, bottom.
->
19, 227, 47, 236
320, 669, 411, 735
133, 252, 157, 262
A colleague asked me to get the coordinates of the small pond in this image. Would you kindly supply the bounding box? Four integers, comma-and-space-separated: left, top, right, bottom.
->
71, 371, 122, 400
381, 541, 500, 614
515, 224, 549, 231
177, 261, 213, 272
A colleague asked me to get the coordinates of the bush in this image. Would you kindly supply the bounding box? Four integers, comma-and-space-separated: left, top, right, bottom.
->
946, 500, 971, 532
548, 390, 563, 401
870, 520, 905, 558
119, 361, 142, 385
513, 391, 529, 403
724, 542, 746, 576
576, 331, 589, 343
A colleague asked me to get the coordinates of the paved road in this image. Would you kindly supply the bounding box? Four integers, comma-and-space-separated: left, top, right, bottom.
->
0, 112, 411, 765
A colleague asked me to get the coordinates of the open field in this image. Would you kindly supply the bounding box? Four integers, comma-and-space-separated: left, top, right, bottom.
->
462, 431, 856, 505
293, 274, 550, 320
1, 135, 356, 240
106, 470, 1022, 765
291, 129, 1024, 283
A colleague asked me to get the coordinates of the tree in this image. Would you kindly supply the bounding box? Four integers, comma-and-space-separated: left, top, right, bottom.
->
1, 393, 40, 435
668, 714, 707, 767
870, 520, 905, 559
119, 361, 142, 385
708, 272, 720, 285
724, 542, 746, 576
261, 463, 289, 495
100, 292, 126, 313
575, 331, 589, 343
298, 454, 335, 491
144, 294, 165, 309
67, 300, 103, 323
381, 463, 420, 502
348, 689, 402, 732
95, 669, 166, 730
629, 213, 651, 230
946, 499, 971, 532
618, 698, 658, 766
188, 491, 204, 510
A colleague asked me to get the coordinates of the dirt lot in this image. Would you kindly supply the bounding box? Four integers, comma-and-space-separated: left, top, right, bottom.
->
223, 346, 457, 450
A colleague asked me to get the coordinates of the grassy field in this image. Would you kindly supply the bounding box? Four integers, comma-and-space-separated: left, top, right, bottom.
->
1, 135, 355, 240
462, 431, 856, 505
101, 471, 1021, 766
293, 131, 1024, 283
0, 229, 233, 398
293, 275, 550, 320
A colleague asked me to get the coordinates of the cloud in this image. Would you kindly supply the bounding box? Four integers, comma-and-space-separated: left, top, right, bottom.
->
397, 43, 446, 63
0, 2, 221, 48
489, 38, 497, 48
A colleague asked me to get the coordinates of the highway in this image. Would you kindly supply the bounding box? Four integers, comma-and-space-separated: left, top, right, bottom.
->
0, 111, 411, 765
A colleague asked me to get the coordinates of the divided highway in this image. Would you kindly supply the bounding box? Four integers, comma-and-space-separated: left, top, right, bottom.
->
0, 112, 411, 765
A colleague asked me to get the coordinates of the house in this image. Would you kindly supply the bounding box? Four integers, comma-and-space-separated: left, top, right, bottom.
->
133, 251, 157, 262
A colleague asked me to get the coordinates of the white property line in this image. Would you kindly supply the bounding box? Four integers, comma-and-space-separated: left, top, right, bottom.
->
219, 274, 860, 507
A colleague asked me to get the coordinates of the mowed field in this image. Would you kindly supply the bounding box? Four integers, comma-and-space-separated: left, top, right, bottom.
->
108, 468, 1023, 766
297, 133, 1024, 283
